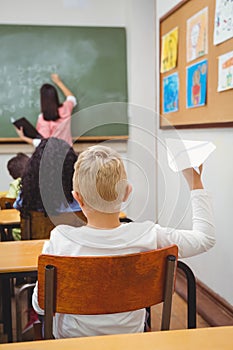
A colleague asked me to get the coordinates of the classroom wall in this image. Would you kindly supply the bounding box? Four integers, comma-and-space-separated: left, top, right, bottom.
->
157, 0, 233, 305
125, 0, 156, 221
0, 0, 156, 219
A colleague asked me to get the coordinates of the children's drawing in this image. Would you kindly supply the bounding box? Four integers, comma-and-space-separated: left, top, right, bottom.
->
163, 72, 179, 114
161, 27, 178, 73
218, 50, 233, 91
214, 0, 233, 45
187, 8, 208, 62
186, 60, 208, 108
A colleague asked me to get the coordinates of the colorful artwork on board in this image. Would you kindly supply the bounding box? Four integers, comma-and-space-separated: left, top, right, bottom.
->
214, 0, 233, 45
161, 27, 178, 73
186, 59, 208, 108
163, 72, 179, 114
218, 50, 233, 91
187, 7, 208, 62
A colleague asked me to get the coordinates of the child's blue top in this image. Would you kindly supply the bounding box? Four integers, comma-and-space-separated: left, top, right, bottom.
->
13, 193, 81, 213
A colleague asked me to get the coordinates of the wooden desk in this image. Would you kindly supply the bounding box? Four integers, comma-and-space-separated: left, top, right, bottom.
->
0, 191, 7, 197
0, 240, 45, 342
0, 209, 20, 241
0, 209, 20, 226
0, 326, 232, 349
0, 239, 45, 273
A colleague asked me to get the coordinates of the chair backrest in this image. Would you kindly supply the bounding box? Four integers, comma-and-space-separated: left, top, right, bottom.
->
0, 197, 15, 209
20, 210, 87, 240
38, 244, 178, 339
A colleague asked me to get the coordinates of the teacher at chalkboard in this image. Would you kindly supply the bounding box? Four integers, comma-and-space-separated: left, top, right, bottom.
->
14, 74, 77, 147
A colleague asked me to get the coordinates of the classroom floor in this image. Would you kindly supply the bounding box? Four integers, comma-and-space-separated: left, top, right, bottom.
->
152, 292, 209, 331
0, 285, 209, 343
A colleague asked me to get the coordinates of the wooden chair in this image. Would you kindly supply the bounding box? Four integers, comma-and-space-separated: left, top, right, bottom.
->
0, 197, 17, 241
37, 245, 178, 339
0, 197, 15, 209
20, 210, 87, 240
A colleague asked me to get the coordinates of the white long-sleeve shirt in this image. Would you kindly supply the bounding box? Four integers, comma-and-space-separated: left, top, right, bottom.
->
32, 189, 215, 338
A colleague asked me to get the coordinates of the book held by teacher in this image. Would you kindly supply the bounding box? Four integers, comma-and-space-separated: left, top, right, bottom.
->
11, 117, 42, 139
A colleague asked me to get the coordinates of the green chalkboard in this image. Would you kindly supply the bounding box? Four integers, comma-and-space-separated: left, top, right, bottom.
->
0, 25, 128, 140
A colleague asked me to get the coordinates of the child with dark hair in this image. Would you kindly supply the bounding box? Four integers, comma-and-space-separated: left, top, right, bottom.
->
6, 152, 29, 198
4, 153, 29, 240
14, 137, 81, 218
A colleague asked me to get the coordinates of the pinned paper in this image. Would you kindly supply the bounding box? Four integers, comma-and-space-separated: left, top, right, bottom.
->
166, 139, 216, 172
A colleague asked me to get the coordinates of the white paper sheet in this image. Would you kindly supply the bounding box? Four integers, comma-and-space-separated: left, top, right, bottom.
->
166, 139, 216, 172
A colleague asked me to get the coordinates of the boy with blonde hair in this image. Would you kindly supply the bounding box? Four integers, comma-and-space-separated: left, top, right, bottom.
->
32, 145, 215, 338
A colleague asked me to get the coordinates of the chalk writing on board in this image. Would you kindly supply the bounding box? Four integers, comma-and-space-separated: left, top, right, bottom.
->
0, 25, 128, 138
0, 63, 57, 117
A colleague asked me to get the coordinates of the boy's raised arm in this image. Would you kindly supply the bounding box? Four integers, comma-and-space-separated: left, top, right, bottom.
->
182, 165, 204, 190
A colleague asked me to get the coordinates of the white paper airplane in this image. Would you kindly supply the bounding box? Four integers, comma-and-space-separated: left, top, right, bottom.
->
166, 138, 216, 173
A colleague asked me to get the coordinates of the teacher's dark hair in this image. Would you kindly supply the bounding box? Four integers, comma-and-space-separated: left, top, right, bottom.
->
40, 84, 62, 121
19, 137, 78, 217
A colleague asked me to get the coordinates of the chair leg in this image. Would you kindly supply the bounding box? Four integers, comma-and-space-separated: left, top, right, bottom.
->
177, 261, 196, 329
161, 255, 176, 331
15, 283, 36, 342
9, 278, 14, 298
33, 322, 43, 340
0, 227, 7, 241
44, 265, 55, 340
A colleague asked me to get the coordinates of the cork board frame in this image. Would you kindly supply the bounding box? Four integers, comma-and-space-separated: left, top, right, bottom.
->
160, 0, 233, 129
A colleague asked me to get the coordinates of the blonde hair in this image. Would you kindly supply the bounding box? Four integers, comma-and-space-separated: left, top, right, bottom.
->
73, 145, 127, 213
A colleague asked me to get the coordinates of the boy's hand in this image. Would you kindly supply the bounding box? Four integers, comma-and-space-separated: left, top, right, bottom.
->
51, 73, 61, 84
182, 165, 204, 190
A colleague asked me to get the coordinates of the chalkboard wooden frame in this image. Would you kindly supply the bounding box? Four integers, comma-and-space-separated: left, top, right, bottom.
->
0, 25, 128, 142
160, 0, 233, 129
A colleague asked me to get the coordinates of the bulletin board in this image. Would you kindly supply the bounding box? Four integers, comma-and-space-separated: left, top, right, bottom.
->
0, 25, 128, 142
160, 0, 233, 129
